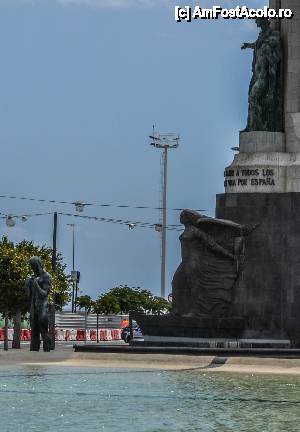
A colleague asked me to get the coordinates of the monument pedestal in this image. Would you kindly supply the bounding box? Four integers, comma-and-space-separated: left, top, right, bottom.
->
216, 192, 300, 347
132, 314, 245, 339
132, 313, 291, 348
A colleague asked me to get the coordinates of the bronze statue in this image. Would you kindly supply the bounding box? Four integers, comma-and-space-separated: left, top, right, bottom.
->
242, 18, 282, 132
172, 210, 257, 317
25, 256, 51, 352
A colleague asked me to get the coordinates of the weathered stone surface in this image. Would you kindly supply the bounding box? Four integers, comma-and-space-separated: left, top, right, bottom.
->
281, 1, 300, 150
131, 313, 246, 339
216, 192, 300, 347
239, 131, 285, 153
133, 194, 300, 347
224, 152, 300, 193
224, 151, 288, 193
285, 113, 300, 153
171, 210, 256, 317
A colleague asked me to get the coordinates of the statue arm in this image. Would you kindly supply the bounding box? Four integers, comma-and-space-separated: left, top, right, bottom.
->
241, 42, 255, 50
191, 227, 235, 260
33, 276, 51, 298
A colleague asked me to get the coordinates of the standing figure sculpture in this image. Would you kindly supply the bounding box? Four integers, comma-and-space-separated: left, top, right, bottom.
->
242, 18, 283, 132
25, 256, 51, 352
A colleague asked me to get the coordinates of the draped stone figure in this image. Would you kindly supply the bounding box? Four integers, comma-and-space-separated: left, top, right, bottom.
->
242, 18, 283, 132
172, 210, 256, 317
25, 256, 51, 352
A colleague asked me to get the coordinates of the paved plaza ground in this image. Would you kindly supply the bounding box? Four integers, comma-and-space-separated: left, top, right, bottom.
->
0, 342, 300, 375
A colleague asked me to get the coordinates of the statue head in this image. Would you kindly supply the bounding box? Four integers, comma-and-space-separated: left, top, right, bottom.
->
180, 210, 207, 226
29, 256, 44, 276
255, 18, 270, 32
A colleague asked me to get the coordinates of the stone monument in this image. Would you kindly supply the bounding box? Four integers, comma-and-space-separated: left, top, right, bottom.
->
133, 2, 300, 348
25, 256, 51, 352
133, 210, 258, 345
219, 1, 300, 346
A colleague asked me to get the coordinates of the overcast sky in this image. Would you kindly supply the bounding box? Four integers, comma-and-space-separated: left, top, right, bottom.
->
0, 0, 267, 302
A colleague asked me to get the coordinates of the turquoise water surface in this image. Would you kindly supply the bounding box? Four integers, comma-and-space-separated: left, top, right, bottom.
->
0, 366, 299, 432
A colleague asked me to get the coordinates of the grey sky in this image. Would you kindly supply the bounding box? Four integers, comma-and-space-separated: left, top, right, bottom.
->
0, 0, 267, 301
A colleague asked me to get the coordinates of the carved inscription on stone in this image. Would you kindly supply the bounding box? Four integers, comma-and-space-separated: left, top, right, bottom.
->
224, 168, 276, 188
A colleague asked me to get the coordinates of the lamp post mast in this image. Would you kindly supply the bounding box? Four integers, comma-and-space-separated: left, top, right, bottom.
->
72, 225, 75, 312
149, 130, 180, 299
50, 211, 58, 350
161, 146, 168, 299
67, 223, 76, 312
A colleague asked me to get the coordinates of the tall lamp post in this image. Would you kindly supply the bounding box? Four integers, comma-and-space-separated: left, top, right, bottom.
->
50, 212, 58, 350
149, 130, 180, 299
67, 223, 76, 312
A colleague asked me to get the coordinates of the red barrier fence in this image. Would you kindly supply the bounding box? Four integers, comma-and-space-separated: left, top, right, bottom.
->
90, 330, 97, 341
0, 328, 122, 342
21, 329, 31, 341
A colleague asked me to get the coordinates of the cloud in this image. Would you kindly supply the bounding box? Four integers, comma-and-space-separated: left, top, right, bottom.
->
0, 0, 172, 8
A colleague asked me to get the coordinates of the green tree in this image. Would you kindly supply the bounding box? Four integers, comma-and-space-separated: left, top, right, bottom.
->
76, 295, 94, 342
101, 285, 171, 315
76, 295, 94, 313
147, 296, 171, 315
108, 285, 147, 313
92, 296, 120, 343
94, 294, 121, 316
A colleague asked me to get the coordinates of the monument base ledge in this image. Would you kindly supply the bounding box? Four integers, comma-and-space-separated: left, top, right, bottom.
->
134, 336, 291, 349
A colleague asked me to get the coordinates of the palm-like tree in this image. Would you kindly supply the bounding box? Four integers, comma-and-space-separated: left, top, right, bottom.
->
76, 295, 94, 343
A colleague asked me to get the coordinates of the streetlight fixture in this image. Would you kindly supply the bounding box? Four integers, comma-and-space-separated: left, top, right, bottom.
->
74, 201, 85, 213
6, 215, 16, 227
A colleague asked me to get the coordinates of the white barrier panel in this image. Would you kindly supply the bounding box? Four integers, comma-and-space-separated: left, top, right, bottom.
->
70, 329, 77, 341
55, 329, 65, 341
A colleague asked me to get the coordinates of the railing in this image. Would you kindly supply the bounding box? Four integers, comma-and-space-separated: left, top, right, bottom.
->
55, 312, 129, 329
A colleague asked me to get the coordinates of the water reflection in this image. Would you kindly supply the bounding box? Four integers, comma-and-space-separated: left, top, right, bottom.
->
0, 367, 299, 432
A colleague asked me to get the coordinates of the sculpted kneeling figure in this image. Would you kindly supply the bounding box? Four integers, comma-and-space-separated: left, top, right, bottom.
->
25, 256, 51, 352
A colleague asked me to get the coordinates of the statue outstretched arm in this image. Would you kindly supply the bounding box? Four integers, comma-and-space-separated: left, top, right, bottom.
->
190, 227, 235, 260
241, 42, 255, 50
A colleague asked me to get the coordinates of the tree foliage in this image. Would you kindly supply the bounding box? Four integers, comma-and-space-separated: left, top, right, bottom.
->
0, 236, 71, 318
93, 294, 121, 315
94, 285, 171, 315
76, 295, 94, 313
